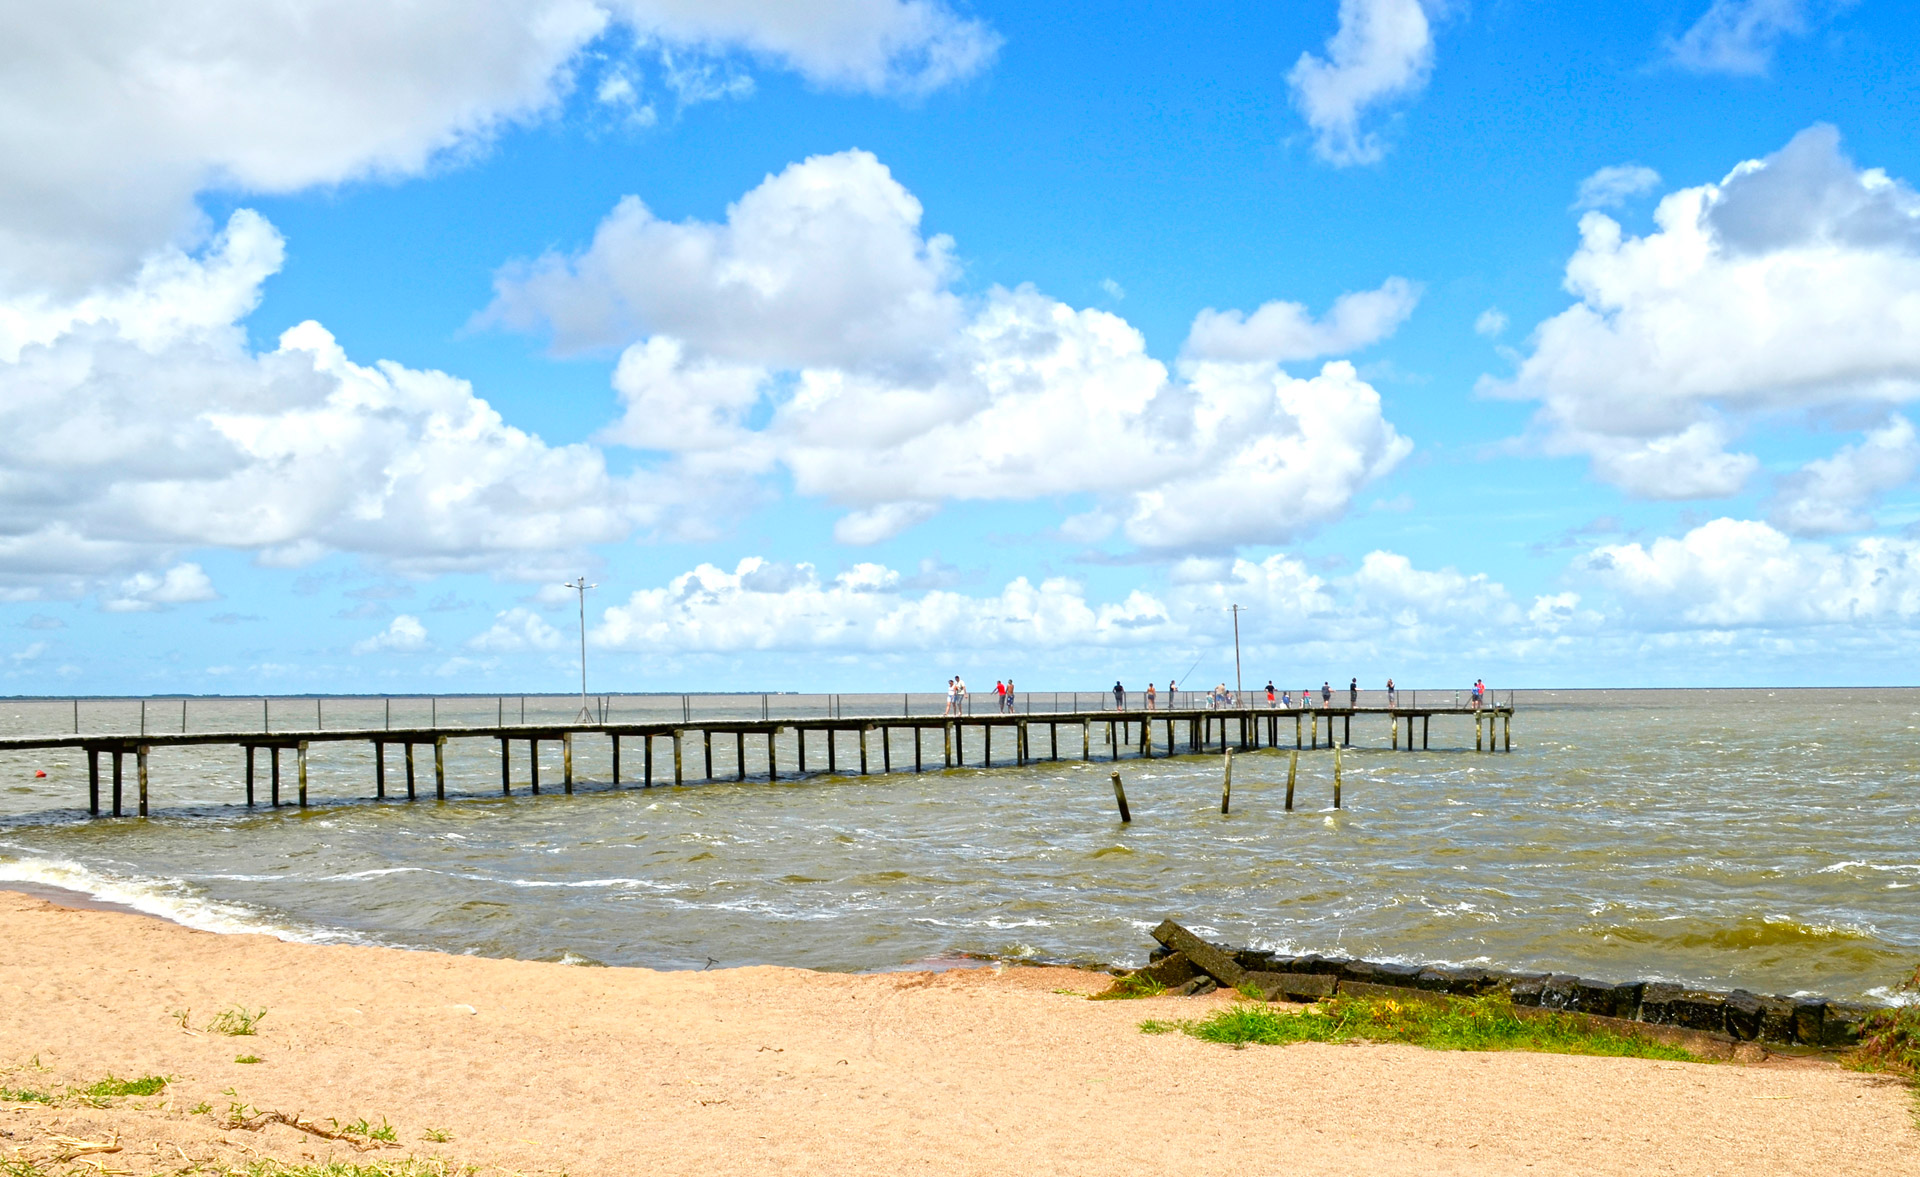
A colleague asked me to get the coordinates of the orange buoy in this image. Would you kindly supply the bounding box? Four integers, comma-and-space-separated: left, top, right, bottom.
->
34, 769, 47, 778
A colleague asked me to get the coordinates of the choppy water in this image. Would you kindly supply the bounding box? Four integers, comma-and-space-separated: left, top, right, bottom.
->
1, 689, 1917, 1002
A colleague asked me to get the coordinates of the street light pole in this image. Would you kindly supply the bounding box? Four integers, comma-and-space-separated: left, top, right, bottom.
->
1231, 603, 1243, 703
562, 576, 597, 723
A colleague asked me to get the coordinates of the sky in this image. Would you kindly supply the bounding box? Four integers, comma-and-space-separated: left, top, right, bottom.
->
5, 0, 1920, 695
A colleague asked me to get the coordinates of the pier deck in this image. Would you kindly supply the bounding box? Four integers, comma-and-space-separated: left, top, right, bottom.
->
0, 704, 1514, 817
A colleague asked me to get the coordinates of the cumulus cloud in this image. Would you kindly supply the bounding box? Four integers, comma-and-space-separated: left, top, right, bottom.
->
1573, 164, 1662, 211
1473, 308, 1508, 338
0, 210, 667, 600
1667, 0, 1808, 76
353, 614, 429, 654
0, 0, 997, 294
593, 548, 1533, 655
1491, 125, 1920, 503
493, 151, 1413, 550
100, 563, 219, 613
1768, 416, 1920, 536
1585, 517, 1920, 628
1287, 0, 1435, 166
467, 607, 568, 651
1183, 278, 1421, 363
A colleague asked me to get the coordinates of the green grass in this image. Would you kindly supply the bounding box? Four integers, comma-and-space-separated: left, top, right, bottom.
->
1090, 973, 1167, 1000
420, 1128, 452, 1144
236, 1055, 264, 1064
1142, 992, 1703, 1062
78, 1074, 166, 1098
1845, 963, 1920, 1083
338, 1117, 399, 1143
207, 1005, 268, 1036
0, 1085, 55, 1104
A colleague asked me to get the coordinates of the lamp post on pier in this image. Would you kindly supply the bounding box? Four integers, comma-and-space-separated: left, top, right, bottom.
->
563, 576, 597, 723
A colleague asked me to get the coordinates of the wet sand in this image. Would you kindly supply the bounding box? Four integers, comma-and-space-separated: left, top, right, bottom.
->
0, 889, 1913, 1176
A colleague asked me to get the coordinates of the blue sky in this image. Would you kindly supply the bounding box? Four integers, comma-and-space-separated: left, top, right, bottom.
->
5, 0, 1920, 694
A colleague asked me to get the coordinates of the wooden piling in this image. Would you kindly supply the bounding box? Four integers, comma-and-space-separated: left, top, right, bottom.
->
1050, 721, 1059, 762
87, 747, 100, 816
672, 730, 683, 786
434, 737, 446, 800
1333, 745, 1342, 810
531, 738, 541, 795
1310, 713, 1318, 750
829, 729, 838, 774
884, 726, 893, 773
860, 726, 870, 775
1424, 715, 1430, 750
1221, 748, 1232, 815
915, 728, 923, 773
405, 742, 416, 799
768, 729, 778, 780
644, 735, 653, 787
797, 728, 806, 772
111, 750, 123, 816
297, 741, 308, 808
269, 747, 279, 808
1082, 721, 1089, 761
1505, 713, 1512, 752
1392, 716, 1398, 750
136, 745, 149, 816
703, 730, 712, 781
611, 734, 621, 784
943, 723, 952, 769
1476, 715, 1483, 752
1285, 749, 1297, 811
1109, 721, 1118, 762
500, 737, 511, 795
375, 739, 386, 799
564, 732, 575, 794
1017, 722, 1027, 766
1111, 770, 1131, 823
737, 731, 746, 781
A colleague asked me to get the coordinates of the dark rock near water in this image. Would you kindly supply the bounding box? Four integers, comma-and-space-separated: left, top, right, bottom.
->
1723, 991, 1764, 1041
1243, 971, 1337, 1002
1569, 979, 1642, 1019
1134, 952, 1198, 989
1639, 983, 1728, 1033
1150, 920, 1247, 987
1793, 1000, 1827, 1046
1233, 948, 1280, 973
1443, 968, 1502, 996
1510, 978, 1546, 1006
1414, 970, 1455, 992
1821, 1002, 1871, 1047
1539, 975, 1580, 1010
1172, 975, 1217, 997
1756, 996, 1797, 1044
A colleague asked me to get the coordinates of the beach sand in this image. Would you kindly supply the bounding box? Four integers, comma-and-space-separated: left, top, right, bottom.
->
1, 889, 1914, 1176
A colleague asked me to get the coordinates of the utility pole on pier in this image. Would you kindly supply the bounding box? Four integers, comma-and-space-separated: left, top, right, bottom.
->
1230, 603, 1244, 703
563, 576, 597, 723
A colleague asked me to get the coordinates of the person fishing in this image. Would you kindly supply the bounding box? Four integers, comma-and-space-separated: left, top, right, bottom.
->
1113, 680, 1125, 710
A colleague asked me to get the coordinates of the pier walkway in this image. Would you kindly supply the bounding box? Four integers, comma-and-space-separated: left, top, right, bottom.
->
0, 703, 1512, 817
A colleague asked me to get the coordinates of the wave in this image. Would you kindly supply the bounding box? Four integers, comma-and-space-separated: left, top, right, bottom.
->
0, 853, 365, 946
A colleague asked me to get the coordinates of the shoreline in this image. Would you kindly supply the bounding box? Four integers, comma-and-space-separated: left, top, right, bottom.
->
1, 890, 1914, 1175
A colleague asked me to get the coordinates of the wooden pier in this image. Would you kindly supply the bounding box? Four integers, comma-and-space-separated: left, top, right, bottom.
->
0, 704, 1513, 817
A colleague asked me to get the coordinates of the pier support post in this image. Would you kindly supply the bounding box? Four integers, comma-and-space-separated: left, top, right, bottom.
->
500, 737, 511, 795
885, 726, 893, 773
644, 735, 653, 787
1423, 715, 1430, 750
702, 730, 711, 781
672, 730, 683, 786
269, 747, 279, 808
1476, 715, 1483, 752
768, 730, 778, 780
297, 741, 308, 808
1139, 720, 1149, 759
434, 737, 446, 800
915, 726, 923, 772
1505, 713, 1511, 752
1110, 770, 1131, 824
1333, 745, 1342, 810
1296, 713, 1302, 749
1285, 750, 1297, 811
944, 723, 953, 769
375, 740, 386, 799
1050, 721, 1059, 761
531, 738, 541, 795
612, 735, 621, 785
1392, 716, 1398, 751
737, 731, 746, 781
860, 726, 870, 775
564, 732, 575, 794
1109, 721, 1118, 762
1344, 714, 1351, 748
982, 724, 990, 768
1310, 713, 1317, 750
137, 745, 149, 816
1082, 722, 1089, 761
405, 742, 416, 799
1222, 749, 1232, 815
829, 729, 838, 774
111, 750, 123, 816
88, 747, 100, 816
797, 728, 806, 773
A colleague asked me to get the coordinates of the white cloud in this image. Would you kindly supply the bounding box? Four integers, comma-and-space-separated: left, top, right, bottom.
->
0, 210, 666, 598
593, 549, 1536, 655
1287, 0, 1434, 166
1100, 278, 1126, 301
1768, 416, 1920, 536
1585, 517, 1920, 628
467, 607, 567, 651
1473, 308, 1508, 338
354, 614, 429, 654
1491, 126, 1920, 501
101, 563, 219, 613
1573, 164, 1662, 211
1668, 0, 1808, 76
1183, 277, 1421, 363
494, 151, 1413, 551
0, 0, 997, 294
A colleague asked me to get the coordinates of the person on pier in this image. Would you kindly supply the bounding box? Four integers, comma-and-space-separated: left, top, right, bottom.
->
994, 680, 1007, 713
1321, 681, 1332, 707
1145, 682, 1156, 710
1113, 681, 1125, 710
1386, 678, 1397, 707
1265, 680, 1276, 706
1349, 678, 1358, 708
1005, 679, 1016, 713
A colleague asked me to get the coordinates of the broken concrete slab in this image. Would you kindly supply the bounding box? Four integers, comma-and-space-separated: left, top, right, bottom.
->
1150, 919, 1247, 988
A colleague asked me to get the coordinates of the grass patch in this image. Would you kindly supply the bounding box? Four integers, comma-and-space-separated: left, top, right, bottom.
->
1143, 992, 1702, 1061
338, 1117, 398, 1144
236, 1055, 264, 1065
191, 1100, 213, 1115
0, 1085, 55, 1104
420, 1128, 452, 1144
239, 1163, 471, 1177
1090, 973, 1167, 1001
207, 1005, 268, 1036
1845, 963, 1920, 1083
78, 1074, 166, 1098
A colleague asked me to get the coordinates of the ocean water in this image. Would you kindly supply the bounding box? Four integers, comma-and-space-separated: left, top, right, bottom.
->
1, 688, 1916, 1002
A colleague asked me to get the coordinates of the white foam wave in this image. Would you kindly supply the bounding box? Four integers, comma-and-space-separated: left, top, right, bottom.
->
0, 853, 364, 946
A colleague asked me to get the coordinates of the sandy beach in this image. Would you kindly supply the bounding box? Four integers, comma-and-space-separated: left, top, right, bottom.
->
1, 889, 1913, 1177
